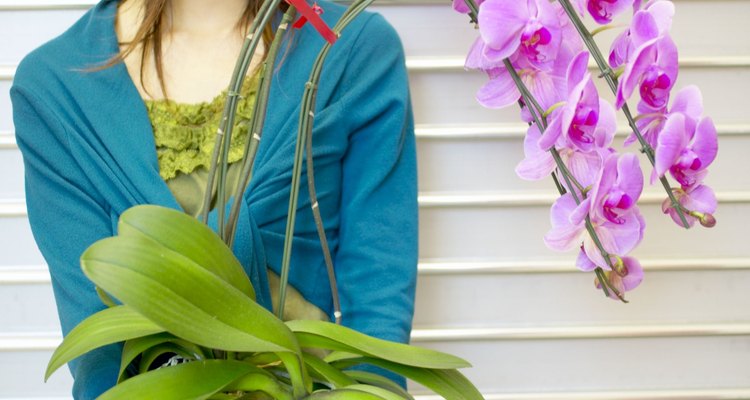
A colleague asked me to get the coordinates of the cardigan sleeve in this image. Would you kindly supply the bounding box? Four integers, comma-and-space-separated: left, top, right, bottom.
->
334, 13, 418, 357
11, 85, 121, 400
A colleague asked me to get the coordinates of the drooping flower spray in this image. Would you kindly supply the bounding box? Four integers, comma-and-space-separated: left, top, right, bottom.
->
455, 0, 718, 301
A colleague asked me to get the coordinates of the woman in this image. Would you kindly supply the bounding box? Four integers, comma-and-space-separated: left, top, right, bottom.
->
11, 0, 418, 398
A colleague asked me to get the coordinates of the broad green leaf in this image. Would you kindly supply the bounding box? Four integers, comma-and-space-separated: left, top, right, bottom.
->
224, 367, 293, 400
138, 343, 195, 374
343, 371, 413, 400
98, 360, 257, 400
303, 389, 385, 399
96, 286, 118, 308
302, 353, 356, 388
81, 235, 300, 354
295, 332, 360, 354
278, 352, 312, 398
333, 358, 484, 400
345, 384, 406, 400
119, 333, 178, 382
324, 351, 361, 363
46, 305, 163, 380
118, 205, 255, 299
287, 321, 470, 369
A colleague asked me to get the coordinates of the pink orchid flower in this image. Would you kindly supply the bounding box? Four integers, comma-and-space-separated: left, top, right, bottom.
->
544, 154, 645, 270
467, 33, 580, 111
628, 84, 703, 148
655, 113, 718, 188
609, 0, 674, 69
662, 184, 717, 228
615, 9, 678, 109
515, 122, 611, 188
538, 51, 616, 154
477, 0, 562, 70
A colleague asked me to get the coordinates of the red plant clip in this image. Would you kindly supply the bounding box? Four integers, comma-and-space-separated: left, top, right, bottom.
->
285, 0, 338, 44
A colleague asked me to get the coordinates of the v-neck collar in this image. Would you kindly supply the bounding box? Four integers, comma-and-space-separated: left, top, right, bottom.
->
80, 0, 182, 212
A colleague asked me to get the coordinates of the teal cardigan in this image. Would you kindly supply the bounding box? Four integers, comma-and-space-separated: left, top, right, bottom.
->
11, 1, 417, 398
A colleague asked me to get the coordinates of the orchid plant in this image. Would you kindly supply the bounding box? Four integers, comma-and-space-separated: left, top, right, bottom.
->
44, 0, 485, 398
454, 0, 719, 301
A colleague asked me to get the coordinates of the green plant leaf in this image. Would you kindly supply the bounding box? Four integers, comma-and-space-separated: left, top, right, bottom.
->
343, 371, 413, 400
119, 333, 177, 382
138, 343, 195, 374
345, 384, 407, 400
278, 352, 312, 398
81, 235, 300, 355
223, 366, 294, 400
46, 305, 163, 380
303, 389, 385, 400
287, 321, 470, 369
333, 358, 484, 400
117, 205, 255, 299
302, 353, 356, 389
98, 360, 258, 400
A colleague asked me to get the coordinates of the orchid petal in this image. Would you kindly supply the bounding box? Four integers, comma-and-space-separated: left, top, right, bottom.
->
570, 197, 592, 226
620, 256, 644, 291
670, 85, 704, 119
516, 125, 557, 180
588, 0, 634, 24
631, 10, 660, 48
567, 51, 591, 87
646, 0, 675, 33
684, 184, 718, 214
565, 150, 604, 189
692, 117, 719, 169
595, 98, 617, 148
478, 0, 530, 59
476, 68, 522, 109
655, 113, 688, 177
545, 194, 585, 251
616, 38, 657, 109
576, 248, 598, 272
616, 153, 644, 204
538, 110, 564, 150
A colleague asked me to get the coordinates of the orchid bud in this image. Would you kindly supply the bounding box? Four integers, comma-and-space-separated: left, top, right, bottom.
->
687, 210, 716, 228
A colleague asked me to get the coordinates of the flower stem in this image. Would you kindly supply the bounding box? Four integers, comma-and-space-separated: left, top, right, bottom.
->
556, 0, 691, 229
276, 0, 375, 322
503, 57, 625, 301
225, 6, 298, 247
200, 0, 283, 226
461, 0, 480, 23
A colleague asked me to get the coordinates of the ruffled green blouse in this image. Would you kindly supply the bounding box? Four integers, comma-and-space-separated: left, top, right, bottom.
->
144, 74, 327, 322
144, 74, 260, 218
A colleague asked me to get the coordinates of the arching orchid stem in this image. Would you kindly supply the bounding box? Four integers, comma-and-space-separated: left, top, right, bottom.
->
225, 7, 298, 247
543, 101, 567, 119
503, 57, 624, 300
277, 0, 375, 323
550, 148, 587, 195
504, 62, 547, 124
556, 0, 691, 229
200, 0, 284, 225
590, 23, 627, 37
461, 0, 480, 23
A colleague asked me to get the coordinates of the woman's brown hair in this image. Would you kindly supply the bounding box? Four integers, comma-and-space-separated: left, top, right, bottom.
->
107, 0, 280, 99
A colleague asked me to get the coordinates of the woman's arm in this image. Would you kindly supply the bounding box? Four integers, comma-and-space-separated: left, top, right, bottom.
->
11, 84, 121, 400
333, 12, 419, 379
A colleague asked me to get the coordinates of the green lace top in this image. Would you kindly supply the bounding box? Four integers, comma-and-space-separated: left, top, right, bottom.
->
144, 74, 260, 218
144, 74, 328, 322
